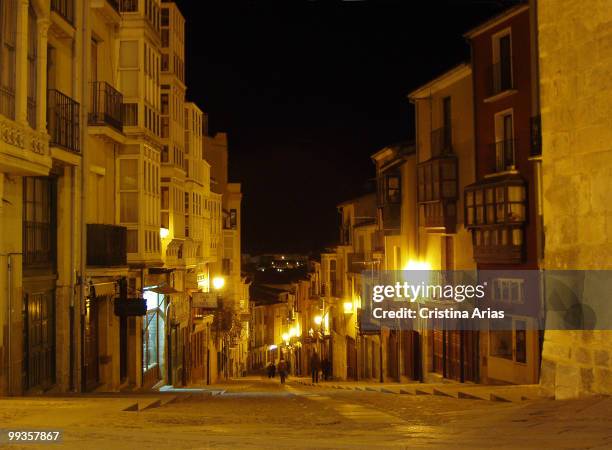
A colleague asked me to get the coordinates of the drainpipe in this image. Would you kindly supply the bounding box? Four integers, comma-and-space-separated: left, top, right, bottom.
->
78, 0, 90, 393
6, 252, 21, 396
69, 165, 76, 391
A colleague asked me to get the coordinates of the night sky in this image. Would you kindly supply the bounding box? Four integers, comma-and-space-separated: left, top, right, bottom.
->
175, 0, 519, 254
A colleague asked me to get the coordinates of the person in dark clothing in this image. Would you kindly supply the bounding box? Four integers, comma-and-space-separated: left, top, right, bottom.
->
322, 358, 331, 381
267, 362, 276, 378
278, 359, 288, 384
310, 351, 321, 383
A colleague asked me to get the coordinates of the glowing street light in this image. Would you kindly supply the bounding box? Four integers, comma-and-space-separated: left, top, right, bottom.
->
343, 301, 353, 314
212, 276, 225, 290
404, 260, 432, 271
159, 227, 169, 239
314, 315, 323, 325
282, 332, 290, 343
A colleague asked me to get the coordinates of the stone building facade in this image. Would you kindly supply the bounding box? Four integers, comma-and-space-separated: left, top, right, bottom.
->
538, 0, 612, 399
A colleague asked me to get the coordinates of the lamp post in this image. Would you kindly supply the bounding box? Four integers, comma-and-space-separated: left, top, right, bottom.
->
212, 276, 227, 379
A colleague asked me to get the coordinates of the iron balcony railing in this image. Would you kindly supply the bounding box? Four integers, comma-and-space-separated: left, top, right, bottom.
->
89, 81, 123, 132
488, 61, 514, 97
119, 0, 138, 12
87, 224, 127, 267
491, 138, 516, 172
47, 89, 80, 154
107, 0, 119, 12
430, 126, 452, 156
51, 0, 75, 24
530, 115, 542, 157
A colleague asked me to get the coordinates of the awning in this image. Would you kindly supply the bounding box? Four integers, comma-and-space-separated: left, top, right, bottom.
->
91, 282, 116, 298
147, 286, 180, 295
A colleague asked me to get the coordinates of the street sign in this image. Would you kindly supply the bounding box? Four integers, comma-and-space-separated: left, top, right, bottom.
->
114, 298, 147, 316
192, 292, 218, 309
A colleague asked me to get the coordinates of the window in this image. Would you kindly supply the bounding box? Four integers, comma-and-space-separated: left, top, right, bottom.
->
490, 317, 527, 364
161, 54, 169, 72
26, 6, 36, 128
465, 182, 525, 227
127, 229, 138, 253
492, 279, 524, 304
493, 111, 515, 172
464, 179, 526, 264
441, 96, 452, 151
229, 209, 237, 229
119, 159, 138, 223
329, 259, 337, 297
161, 93, 168, 114
386, 174, 400, 204
491, 31, 513, 94
417, 159, 457, 203
490, 317, 513, 360
161, 8, 169, 26
119, 41, 139, 97
122, 103, 138, 126
23, 177, 56, 268
161, 29, 169, 47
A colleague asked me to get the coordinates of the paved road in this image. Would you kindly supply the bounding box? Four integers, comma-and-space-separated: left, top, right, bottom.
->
1, 377, 611, 449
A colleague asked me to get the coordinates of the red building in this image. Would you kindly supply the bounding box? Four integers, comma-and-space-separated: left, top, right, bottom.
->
464, 2, 543, 384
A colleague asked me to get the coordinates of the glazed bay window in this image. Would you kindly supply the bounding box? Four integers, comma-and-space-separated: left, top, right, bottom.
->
120, 159, 139, 253
386, 174, 400, 204
465, 177, 526, 264
417, 156, 457, 232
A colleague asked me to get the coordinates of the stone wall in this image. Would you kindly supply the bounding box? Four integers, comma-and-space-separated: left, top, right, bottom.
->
538, 0, 612, 398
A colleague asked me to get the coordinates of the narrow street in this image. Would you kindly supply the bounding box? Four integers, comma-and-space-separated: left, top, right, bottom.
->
1, 378, 611, 449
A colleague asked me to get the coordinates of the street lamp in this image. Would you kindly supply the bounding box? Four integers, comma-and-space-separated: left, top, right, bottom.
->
212, 275, 228, 378
212, 276, 225, 291
314, 315, 323, 326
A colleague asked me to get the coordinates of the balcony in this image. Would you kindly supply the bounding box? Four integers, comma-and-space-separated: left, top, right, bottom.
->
372, 230, 385, 253
430, 127, 452, 157
87, 224, 127, 267
89, 81, 124, 132
491, 139, 516, 173
530, 115, 542, 157
119, 0, 138, 12
91, 0, 121, 24
47, 89, 80, 154
51, 0, 74, 25
417, 156, 458, 233
464, 175, 527, 264
106, 0, 119, 11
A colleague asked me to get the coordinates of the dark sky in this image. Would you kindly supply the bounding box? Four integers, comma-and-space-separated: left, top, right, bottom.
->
174, 0, 519, 254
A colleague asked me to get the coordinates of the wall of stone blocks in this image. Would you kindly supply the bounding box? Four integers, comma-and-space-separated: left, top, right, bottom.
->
538, 0, 612, 398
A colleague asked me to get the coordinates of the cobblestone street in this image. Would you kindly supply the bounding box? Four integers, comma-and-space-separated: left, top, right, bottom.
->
1, 378, 611, 449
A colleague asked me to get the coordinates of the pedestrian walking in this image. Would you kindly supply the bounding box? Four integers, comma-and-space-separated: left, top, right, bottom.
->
310, 351, 321, 383
267, 362, 276, 378
278, 358, 288, 384
322, 357, 331, 381
266, 362, 274, 378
